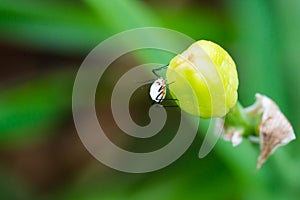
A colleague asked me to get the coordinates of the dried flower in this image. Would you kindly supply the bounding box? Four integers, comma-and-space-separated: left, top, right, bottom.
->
218, 93, 296, 169
246, 94, 296, 169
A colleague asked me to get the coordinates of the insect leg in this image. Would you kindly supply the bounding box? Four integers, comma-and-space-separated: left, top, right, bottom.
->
155, 91, 165, 103
152, 65, 169, 78
163, 98, 178, 101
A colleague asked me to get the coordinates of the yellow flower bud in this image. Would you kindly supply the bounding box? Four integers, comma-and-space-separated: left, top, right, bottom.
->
166, 40, 239, 118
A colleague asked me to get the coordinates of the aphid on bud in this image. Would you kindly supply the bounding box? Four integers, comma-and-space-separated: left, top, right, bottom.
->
149, 77, 167, 103
149, 65, 177, 106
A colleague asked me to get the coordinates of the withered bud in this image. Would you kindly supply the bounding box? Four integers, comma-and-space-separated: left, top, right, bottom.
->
246, 94, 296, 169
217, 93, 296, 169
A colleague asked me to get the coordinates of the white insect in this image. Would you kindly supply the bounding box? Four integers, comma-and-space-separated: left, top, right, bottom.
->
149, 77, 167, 103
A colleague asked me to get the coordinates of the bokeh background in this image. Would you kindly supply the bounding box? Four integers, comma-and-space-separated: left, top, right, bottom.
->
1, 0, 300, 199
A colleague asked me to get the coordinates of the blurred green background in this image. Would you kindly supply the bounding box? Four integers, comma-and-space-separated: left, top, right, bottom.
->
0, 0, 300, 199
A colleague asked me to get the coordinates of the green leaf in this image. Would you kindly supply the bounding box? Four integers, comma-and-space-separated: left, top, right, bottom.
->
0, 70, 74, 147
84, 0, 160, 33
227, 0, 288, 110
0, 0, 109, 54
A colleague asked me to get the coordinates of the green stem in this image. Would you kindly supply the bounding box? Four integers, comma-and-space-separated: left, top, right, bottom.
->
224, 101, 261, 137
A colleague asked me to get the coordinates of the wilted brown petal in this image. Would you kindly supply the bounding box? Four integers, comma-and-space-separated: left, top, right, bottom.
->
245, 94, 296, 169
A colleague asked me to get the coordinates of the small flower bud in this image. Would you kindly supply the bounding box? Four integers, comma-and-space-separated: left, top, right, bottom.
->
166, 40, 239, 118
